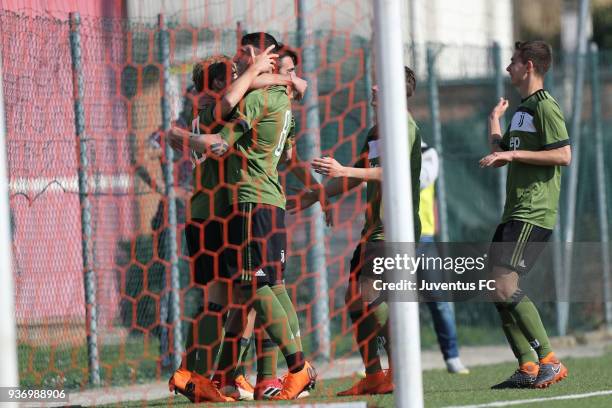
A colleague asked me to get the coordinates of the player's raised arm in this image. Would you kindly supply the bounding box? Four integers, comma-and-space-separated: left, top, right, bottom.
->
219, 45, 278, 117
488, 97, 509, 153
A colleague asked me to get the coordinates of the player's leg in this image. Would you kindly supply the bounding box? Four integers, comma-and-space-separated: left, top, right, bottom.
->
491, 266, 544, 388
214, 303, 255, 400
272, 285, 302, 349
229, 203, 315, 400
169, 218, 235, 403
253, 319, 282, 399
232, 308, 255, 392
507, 223, 566, 388
490, 221, 567, 389
426, 302, 469, 373
418, 236, 468, 374
181, 219, 229, 375
489, 221, 539, 388
269, 206, 303, 351
338, 244, 392, 396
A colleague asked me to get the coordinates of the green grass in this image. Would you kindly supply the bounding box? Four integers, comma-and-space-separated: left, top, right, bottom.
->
100, 352, 612, 408
18, 336, 163, 390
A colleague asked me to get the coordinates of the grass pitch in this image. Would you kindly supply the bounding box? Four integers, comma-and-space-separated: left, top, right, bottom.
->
102, 350, 612, 407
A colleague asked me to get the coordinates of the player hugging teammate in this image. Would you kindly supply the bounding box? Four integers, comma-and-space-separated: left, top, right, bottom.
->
166, 32, 319, 403
164, 35, 570, 404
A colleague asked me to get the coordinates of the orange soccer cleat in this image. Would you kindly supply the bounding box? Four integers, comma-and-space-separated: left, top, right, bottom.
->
270, 361, 317, 400
227, 374, 255, 400
337, 370, 394, 396
168, 368, 235, 403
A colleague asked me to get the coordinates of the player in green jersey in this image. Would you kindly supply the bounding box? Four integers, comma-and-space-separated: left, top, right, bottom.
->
169, 47, 311, 402
481, 41, 571, 389
293, 66, 421, 395
169, 32, 317, 401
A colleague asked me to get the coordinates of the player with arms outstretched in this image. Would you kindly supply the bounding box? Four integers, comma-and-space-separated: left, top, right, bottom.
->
294, 66, 421, 395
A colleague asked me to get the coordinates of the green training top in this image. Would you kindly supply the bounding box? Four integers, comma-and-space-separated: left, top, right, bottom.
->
357, 114, 422, 242
219, 85, 294, 209
500, 89, 570, 230
189, 102, 232, 220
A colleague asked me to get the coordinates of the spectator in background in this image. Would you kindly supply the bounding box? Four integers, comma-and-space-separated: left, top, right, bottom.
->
419, 141, 469, 374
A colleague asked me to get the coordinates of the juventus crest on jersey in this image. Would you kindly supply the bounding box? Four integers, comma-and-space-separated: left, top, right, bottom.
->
510, 109, 536, 134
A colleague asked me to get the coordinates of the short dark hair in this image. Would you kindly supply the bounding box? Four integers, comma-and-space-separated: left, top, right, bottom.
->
192, 55, 232, 92
514, 41, 552, 75
277, 43, 299, 66
240, 32, 278, 51
405, 66, 416, 97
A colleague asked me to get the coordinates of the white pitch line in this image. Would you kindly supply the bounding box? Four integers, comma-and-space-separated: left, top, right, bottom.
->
10, 174, 132, 195
445, 390, 612, 408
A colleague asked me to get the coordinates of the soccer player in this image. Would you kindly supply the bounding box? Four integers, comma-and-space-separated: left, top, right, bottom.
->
169, 46, 308, 402
296, 67, 421, 395
214, 43, 316, 401
168, 50, 281, 403
169, 32, 317, 401
481, 40, 571, 389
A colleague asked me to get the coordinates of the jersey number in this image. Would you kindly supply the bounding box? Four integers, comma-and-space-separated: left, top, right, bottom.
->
274, 110, 292, 157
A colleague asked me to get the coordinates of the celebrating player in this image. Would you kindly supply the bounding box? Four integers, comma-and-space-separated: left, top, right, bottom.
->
169, 32, 317, 401
481, 40, 571, 389
294, 66, 422, 395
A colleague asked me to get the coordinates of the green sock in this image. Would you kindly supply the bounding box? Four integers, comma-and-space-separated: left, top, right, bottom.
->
272, 284, 303, 351
496, 303, 537, 365
251, 285, 303, 372
506, 291, 553, 360
185, 302, 224, 376
231, 337, 251, 379
350, 300, 388, 374
256, 335, 278, 381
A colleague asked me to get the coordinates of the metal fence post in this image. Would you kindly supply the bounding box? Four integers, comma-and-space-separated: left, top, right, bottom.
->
493, 42, 507, 213
158, 14, 183, 370
0, 39, 19, 390
69, 12, 100, 386
590, 42, 612, 330
297, 0, 330, 360
427, 45, 448, 242
560, 0, 590, 336
365, 42, 374, 128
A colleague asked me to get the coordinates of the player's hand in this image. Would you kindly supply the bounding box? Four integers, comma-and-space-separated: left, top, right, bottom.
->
312, 157, 346, 178
250, 45, 277, 74
490, 97, 509, 119
290, 73, 307, 100
479, 151, 514, 168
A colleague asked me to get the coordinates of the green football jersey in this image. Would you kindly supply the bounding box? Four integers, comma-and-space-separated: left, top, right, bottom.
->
219, 86, 294, 209
189, 102, 232, 220
357, 114, 422, 242
500, 89, 570, 229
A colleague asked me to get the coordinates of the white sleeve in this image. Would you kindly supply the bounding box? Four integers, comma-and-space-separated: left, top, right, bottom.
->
420, 148, 439, 189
